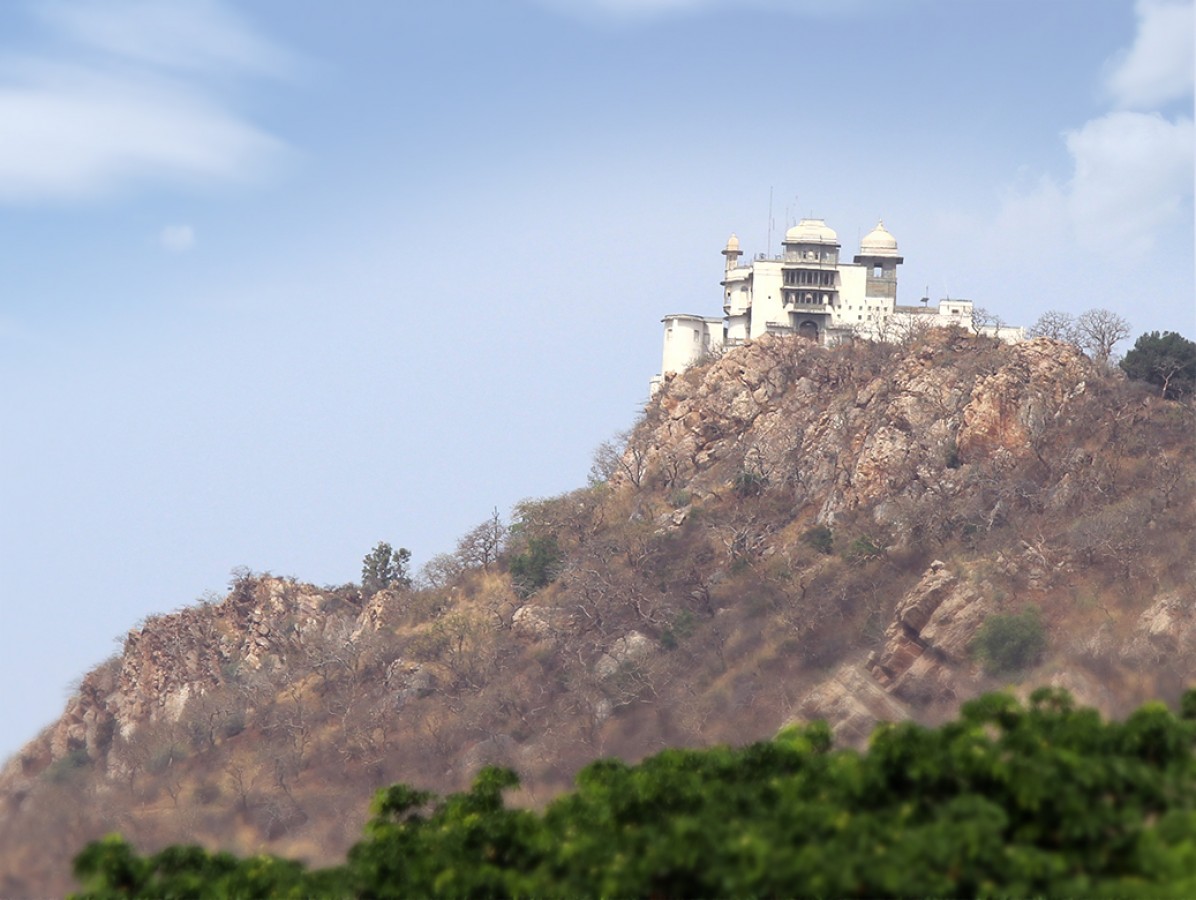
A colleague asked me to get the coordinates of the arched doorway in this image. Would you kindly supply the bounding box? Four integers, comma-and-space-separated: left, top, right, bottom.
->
798, 320, 819, 342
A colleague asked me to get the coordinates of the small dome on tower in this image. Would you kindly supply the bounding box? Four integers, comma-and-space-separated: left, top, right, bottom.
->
784, 218, 838, 245
860, 220, 899, 257
724, 233, 741, 253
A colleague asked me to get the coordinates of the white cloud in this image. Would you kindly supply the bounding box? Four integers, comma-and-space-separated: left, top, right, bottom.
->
1105, 0, 1194, 109
986, 1, 1193, 262
159, 224, 196, 252
37, 0, 294, 77
0, 0, 289, 203
0, 66, 283, 201
1065, 110, 1193, 251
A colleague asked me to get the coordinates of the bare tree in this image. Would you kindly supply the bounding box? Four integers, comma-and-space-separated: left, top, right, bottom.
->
589, 438, 622, 485
1154, 358, 1192, 399
970, 306, 1004, 335
1029, 310, 1079, 343
455, 508, 506, 569
1064, 495, 1147, 576
1075, 308, 1130, 367
590, 429, 649, 490
887, 312, 934, 347
655, 447, 688, 491
224, 760, 257, 813
419, 553, 464, 589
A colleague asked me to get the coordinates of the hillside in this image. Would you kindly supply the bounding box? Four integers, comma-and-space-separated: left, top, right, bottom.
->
3, 329, 1194, 895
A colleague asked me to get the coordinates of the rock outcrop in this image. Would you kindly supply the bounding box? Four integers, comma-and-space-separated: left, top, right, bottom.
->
798, 560, 995, 743
637, 332, 1094, 525
1123, 592, 1196, 666
12, 577, 368, 779
798, 666, 912, 746
595, 631, 656, 679
870, 560, 991, 702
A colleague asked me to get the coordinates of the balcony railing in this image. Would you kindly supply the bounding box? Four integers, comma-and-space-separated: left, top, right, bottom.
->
785, 299, 832, 312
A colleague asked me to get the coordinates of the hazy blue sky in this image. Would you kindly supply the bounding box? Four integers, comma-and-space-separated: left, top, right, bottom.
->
1, 0, 1192, 761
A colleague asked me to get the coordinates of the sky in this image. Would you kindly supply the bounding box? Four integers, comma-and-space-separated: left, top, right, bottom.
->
1, 0, 1192, 762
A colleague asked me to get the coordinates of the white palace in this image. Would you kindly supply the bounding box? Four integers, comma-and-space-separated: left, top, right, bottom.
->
652, 218, 1023, 392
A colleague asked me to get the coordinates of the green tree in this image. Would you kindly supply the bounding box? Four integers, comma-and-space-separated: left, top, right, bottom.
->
72, 833, 334, 897
361, 542, 411, 596
74, 690, 1196, 898
1121, 330, 1196, 399
973, 607, 1047, 675
507, 534, 563, 597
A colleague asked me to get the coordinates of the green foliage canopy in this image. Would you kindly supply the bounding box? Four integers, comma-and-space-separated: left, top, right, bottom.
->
1121, 330, 1196, 399
973, 607, 1048, 675
361, 542, 411, 596
73, 689, 1196, 898
732, 468, 767, 498
507, 534, 563, 597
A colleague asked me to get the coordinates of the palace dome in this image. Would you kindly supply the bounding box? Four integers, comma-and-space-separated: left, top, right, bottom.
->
860, 221, 899, 256
784, 218, 838, 245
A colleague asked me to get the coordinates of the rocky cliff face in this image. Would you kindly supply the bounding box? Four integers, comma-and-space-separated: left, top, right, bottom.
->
3, 577, 370, 786
640, 331, 1094, 524
798, 559, 1018, 742
799, 553, 1195, 745
2, 329, 1193, 896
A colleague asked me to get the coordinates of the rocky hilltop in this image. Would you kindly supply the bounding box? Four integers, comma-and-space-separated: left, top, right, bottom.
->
643, 332, 1092, 510
2, 329, 1193, 895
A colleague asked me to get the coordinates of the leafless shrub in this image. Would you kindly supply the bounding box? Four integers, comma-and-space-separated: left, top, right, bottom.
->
1029, 310, 1079, 343
455, 508, 507, 569
1075, 308, 1130, 368
419, 553, 464, 590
